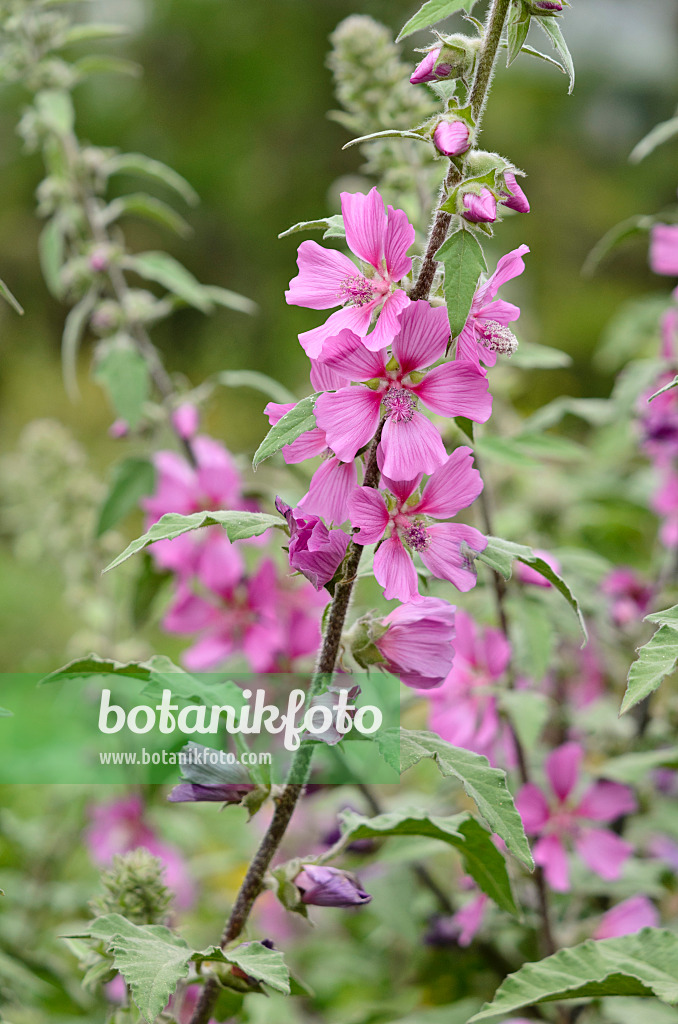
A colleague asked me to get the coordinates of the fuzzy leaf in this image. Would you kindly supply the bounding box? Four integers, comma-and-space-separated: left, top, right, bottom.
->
335, 808, 520, 916
597, 747, 678, 785
103, 153, 199, 206
73, 54, 142, 79
217, 370, 296, 405
435, 229, 487, 339
40, 652, 181, 686
58, 23, 129, 46
469, 929, 678, 1023
630, 116, 678, 164
650, 377, 678, 402
96, 457, 156, 537
202, 285, 257, 315
0, 276, 24, 315
621, 622, 678, 715
506, 3, 531, 66
197, 941, 290, 995
62, 289, 96, 399
103, 193, 192, 237
94, 339, 150, 429
124, 251, 212, 312
278, 215, 345, 240
509, 340, 571, 369
343, 129, 427, 149
397, 0, 480, 42
252, 394, 318, 469
478, 536, 587, 641
104, 510, 283, 571
39, 218, 65, 299
384, 729, 533, 869
536, 17, 575, 94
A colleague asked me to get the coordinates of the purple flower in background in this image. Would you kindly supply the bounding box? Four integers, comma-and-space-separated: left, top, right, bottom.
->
168, 783, 255, 804
294, 865, 372, 907
516, 742, 636, 892
462, 188, 497, 224
171, 403, 199, 440
650, 224, 678, 277
602, 568, 653, 627
276, 498, 350, 590
593, 896, 659, 940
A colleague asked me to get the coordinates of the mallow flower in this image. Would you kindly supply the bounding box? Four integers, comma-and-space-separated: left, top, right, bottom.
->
315, 302, 491, 481
433, 120, 471, 157
456, 245, 529, 368
286, 188, 414, 357
593, 896, 659, 940
348, 446, 486, 602
294, 865, 372, 907
516, 742, 637, 892
649, 223, 678, 278
275, 498, 350, 590
374, 597, 457, 689
462, 188, 498, 224
500, 172, 530, 214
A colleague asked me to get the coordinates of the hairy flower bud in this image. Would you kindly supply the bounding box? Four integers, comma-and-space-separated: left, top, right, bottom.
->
433, 119, 471, 157
462, 187, 497, 223
90, 848, 172, 925
500, 171, 530, 213
526, 0, 564, 12
294, 864, 372, 907
411, 36, 480, 86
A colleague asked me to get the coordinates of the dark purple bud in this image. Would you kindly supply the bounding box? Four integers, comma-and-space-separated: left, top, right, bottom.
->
168, 783, 255, 803
275, 497, 350, 590
294, 864, 372, 907
410, 48, 440, 85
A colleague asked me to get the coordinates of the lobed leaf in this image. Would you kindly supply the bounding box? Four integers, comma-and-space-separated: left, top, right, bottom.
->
469, 929, 678, 1022
104, 510, 283, 571
252, 394, 319, 469
621, 620, 678, 715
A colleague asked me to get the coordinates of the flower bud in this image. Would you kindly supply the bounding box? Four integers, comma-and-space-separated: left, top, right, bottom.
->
90, 848, 171, 925
108, 419, 129, 439
500, 171, 530, 213
275, 497, 350, 590
410, 37, 480, 85
410, 47, 440, 85
167, 782, 256, 803
374, 598, 456, 689
294, 865, 372, 907
462, 187, 497, 223
171, 403, 199, 440
527, 0, 564, 12
433, 120, 471, 157
89, 245, 112, 274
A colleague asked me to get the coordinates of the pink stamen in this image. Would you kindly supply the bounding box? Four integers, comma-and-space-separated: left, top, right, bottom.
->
383, 386, 416, 422
338, 275, 376, 307
403, 523, 431, 553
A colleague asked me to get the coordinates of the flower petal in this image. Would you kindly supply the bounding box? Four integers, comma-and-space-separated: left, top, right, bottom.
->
392, 301, 450, 374
286, 239, 359, 309
374, 534, 419, 601
380, 411, 447, 480
310, 357, 351, 392
594, 896, 659, 940
341, 188, 387, 269
299, 304, 374, 359
348, 487, 389, 544
412, 361, 492, 422
516, 783, 551, 834
384, 204, 415, 280
299, 459, 358, 525
477, 244, 530, 303
415, 446, 484, 519
575, 828, 633, 882
362, 288, 410, 352
419, 523, 487, 591
319, 329, 388, 381
545, 742, 582, 803
575, 780, 637, 823
315, 387, 381, 463
534, 834, 570, 892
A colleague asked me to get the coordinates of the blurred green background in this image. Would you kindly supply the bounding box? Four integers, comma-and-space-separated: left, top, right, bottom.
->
0, 0, 677, 669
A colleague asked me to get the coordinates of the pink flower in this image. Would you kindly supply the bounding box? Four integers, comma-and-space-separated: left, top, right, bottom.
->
286, 188, 414, 357
85, 796, 195, 909
602, 568, 653, 627
424, 609, 510, 759
456, 245, 530, 368
516, 743, 636, 892
315, 302, 491, 480
515, 549, 560, 587
462, 188, 498, 224
375, 597, 456, 689
410, 47, 441, 85
276, 498, 350, 590
650, 224, 678, 277
294, 865, 372, 907
638, 373, 678, 463
171, 404, 199, 440
163, 557, 324, 672
652, 465, 678, 548
109, 418, 128, 438
433, 120, 471, 157
142, 436, 249, 580
593, 896, 659, 940
500, 172, 530, 214
348, 447, 486, 601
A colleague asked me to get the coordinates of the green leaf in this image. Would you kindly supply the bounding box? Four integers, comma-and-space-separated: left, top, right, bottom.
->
35, 88, 74, 135
73, 54, 142, 79
386, 729, 533, 869
131, 553, 171, 628
57, 23, 129, 46
396, 0, 480, 42
62, 289, 96, 399
505, 595, 554, 683
39, 218, 65, 299
506, 3, 531, 66
207, 941, 290, 995
536, 17, 575, 93
630, 116, 678, 164
469, 929, 678, 1023
335, 809, 520, 916
478, 536, 587, 641
509, 340, 571, 369
94, 338, 150, 429
104, 510, 283, 572
0, 276, 24, 315
96, 457, 156, 537
103, 152, 199, 206
124, 251, 212, 313
0, 707, 13, 717
83, 915, 192, 1023
434, 229, 487, 339
620, 623, 678, 715
202, 285, 257, 315
647, 606, 678, 628
40, 652, 182, 686
343, 129, 428, 149
518, 43, 567, 74
522, 396, 612, 433
501, 690, 550, 751
597, 747, 678, 785
217, 370, 296, 405
103, 194, 192, 237
475, 433, 583, 468
278, 214, 345, 240
252, 394, 318, 469
582, 215, 653, 277
650, 376, 678, 401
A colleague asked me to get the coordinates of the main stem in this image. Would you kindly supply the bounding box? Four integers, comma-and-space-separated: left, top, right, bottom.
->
190, 5, 516, 1017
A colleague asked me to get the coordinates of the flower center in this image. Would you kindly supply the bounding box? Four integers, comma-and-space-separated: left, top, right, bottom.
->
403, 523, 431, 553
338, 275, 375, 307
383, 386, 415, 422
477, 320, 519, 356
